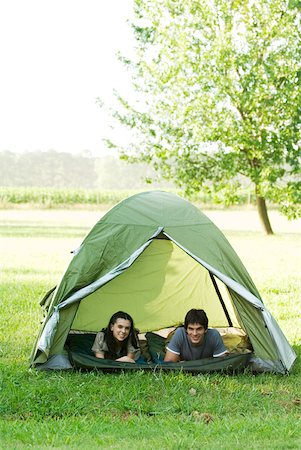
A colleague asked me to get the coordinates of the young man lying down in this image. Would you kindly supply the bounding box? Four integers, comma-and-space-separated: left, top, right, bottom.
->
164, 309, 228, 362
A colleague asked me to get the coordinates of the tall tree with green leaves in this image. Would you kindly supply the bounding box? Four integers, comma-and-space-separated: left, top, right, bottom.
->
108, 0, 301, 234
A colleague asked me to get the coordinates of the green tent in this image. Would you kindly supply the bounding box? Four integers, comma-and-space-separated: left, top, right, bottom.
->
30, 191, 296, 374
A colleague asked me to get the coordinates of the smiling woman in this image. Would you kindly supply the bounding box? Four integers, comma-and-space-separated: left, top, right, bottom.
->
91, 311, 141, 363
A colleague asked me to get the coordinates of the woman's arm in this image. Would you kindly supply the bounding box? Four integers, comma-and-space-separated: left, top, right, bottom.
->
116, 352, 135, 363
92, 332, 107, 359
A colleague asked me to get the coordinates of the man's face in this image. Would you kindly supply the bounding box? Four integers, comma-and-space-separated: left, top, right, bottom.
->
186, 322, 207, 345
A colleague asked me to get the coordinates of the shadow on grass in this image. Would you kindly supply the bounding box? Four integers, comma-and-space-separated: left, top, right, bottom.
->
291, 345, 301, 374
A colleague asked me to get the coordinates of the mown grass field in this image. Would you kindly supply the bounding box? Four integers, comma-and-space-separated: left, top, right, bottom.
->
0, 207, 300, 449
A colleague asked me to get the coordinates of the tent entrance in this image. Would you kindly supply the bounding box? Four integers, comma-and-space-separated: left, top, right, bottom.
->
71, 238, 241, 334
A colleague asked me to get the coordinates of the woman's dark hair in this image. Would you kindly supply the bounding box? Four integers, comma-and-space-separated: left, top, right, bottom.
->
102, 311, 139, 360
184, 309, 209, 330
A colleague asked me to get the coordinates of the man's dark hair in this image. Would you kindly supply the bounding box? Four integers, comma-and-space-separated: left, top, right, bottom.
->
184, 309, 208, 330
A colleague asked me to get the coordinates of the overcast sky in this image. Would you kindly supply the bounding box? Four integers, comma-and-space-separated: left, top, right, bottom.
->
0, 0, 134, 156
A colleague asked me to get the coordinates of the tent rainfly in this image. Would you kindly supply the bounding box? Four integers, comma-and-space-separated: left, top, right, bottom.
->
30, 191, 296, 374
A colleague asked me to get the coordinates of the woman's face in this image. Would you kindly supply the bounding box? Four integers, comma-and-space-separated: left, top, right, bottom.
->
110, 318, 131, 343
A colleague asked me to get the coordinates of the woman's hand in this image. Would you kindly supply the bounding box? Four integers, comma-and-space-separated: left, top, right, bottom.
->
116, 356, 135, 363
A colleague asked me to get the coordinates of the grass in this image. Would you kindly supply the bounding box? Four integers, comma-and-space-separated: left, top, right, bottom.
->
0, 208, 301, 449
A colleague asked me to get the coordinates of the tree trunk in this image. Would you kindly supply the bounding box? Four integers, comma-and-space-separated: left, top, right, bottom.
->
256, 194, 274, 235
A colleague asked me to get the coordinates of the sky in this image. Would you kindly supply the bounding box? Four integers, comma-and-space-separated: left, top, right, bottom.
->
0, 0, 134, 156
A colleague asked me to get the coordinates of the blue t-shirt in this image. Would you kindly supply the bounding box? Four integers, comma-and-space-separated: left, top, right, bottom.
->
166, 327, 227, 360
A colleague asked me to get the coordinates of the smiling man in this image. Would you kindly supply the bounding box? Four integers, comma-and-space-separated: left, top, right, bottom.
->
164, 309, 228, 362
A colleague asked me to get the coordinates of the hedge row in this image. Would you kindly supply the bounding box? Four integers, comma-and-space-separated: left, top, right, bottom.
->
0, 187, 142, 206
0, 187, 256, 207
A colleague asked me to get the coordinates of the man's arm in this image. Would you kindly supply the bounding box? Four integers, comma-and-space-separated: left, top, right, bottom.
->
164, 349, 180, 362
213, 349, 229, 357
212, 329, 229, 357
164, 328, 183, 362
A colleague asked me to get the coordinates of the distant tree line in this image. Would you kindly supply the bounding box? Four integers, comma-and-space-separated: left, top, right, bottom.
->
0, 150, 171, 190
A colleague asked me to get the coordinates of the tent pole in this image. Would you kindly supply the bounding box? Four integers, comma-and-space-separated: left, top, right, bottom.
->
209, 273, 233, 327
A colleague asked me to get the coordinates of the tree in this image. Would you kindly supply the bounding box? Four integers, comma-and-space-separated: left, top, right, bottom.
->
0, 151, 17, 186
108, 0, 301, 234
0, 150, 99, 189
95, 155, 174, 189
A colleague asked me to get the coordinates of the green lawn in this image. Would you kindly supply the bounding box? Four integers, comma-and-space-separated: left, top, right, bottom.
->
0, 209, 300, 449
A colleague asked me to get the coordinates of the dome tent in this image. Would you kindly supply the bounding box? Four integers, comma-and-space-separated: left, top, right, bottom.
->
30, 191, 296, 374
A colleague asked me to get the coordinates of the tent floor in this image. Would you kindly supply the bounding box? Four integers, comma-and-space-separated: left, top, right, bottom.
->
70, 351, 252, 373
66, 331, 252, 373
